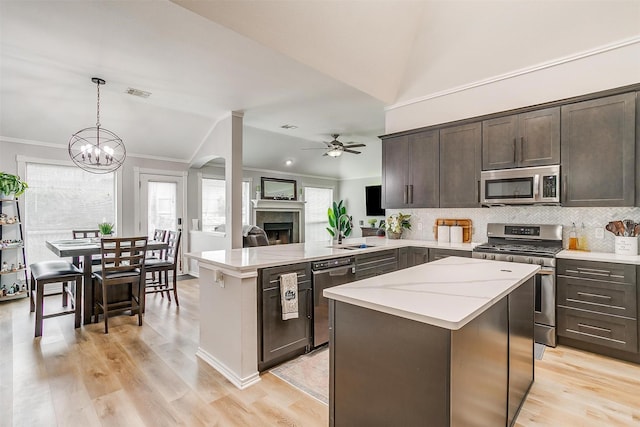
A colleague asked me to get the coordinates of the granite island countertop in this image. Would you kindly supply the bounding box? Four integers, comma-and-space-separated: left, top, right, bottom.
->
323, 256, 540, 330
185, 236, 479, 272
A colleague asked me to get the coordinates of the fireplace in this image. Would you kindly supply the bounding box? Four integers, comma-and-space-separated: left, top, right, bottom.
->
263, 222, 294, 245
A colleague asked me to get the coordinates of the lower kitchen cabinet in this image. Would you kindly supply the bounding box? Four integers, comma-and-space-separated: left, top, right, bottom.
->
258, 262, 312, 371
429, 248, 472, 262
398, 246, 429, 270
556, 259, 639, 360
355, 249, 398, 280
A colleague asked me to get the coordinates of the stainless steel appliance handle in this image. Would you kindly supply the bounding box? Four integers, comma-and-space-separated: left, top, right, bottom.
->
533, 174, 540, 200
312, 265, 356, 276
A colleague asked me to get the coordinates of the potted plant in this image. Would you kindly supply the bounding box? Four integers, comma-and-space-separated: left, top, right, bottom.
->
98, 222, 114, 237
326, 200, 352, 241
0, 172, 28, 199
384, 212, 411, 239
367, 218, 378, 227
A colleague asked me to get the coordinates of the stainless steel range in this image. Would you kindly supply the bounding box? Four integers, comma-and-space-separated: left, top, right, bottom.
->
472, 223, 563, 347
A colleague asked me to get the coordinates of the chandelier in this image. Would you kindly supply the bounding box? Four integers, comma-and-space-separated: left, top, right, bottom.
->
68, 77, 126, 174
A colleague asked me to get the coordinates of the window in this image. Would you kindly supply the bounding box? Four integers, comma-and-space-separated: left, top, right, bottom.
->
23, 162, 116, 265
304, 186, 334, 242
201, 177, 250, 232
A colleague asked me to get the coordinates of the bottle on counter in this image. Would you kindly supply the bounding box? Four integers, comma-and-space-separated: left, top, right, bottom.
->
568, 222, 578, 250
578, 223, 589, 251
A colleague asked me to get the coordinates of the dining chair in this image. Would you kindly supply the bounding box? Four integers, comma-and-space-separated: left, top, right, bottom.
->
29, 260, 83, 337
93, 236, 148, 333
72, 229, 101, 267
144, 230, 181, 309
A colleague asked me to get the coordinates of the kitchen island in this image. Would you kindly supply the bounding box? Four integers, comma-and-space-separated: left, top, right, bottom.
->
324, 256, 539, 427
186, 237, 476, 389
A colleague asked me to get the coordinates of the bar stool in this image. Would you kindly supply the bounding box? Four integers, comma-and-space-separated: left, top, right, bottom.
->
29, 260, 83, 337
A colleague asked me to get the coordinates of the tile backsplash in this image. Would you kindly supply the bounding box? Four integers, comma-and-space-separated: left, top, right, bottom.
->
388, 206, 640, 253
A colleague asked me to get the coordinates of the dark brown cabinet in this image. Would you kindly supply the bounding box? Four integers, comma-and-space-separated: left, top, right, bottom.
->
382, 130, 439, 208
398, 246, 429, 270
561, 92, 637, 207
482, 107, 560, 170
557, 259, 638, 355
258, 262, 312, 371
355, 249, 398, 280
428, 248, 471, 262
439, 122, 482, 208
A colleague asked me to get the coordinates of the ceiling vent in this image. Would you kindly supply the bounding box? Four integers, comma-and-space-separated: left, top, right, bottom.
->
280, 124, 298, 130
126, 88, 151, 98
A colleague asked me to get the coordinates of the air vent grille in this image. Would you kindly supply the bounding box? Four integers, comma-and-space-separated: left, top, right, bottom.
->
126, 88, 151, 98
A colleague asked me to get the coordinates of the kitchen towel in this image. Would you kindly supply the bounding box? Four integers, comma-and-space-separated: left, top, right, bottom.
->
450, 226, 463, 244
437, 226, 450, 243
280, 272, 299, 320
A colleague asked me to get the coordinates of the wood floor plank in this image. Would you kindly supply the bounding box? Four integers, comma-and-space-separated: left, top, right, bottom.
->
4, 277, 640, 426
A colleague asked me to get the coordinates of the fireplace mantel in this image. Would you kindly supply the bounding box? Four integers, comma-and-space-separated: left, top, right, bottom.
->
251, 199, 306, 210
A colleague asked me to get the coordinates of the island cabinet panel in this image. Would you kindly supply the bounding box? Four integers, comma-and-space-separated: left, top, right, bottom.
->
257, 262, 312, 371
382, 130, 439, 209
482, 107, 560, 170
561, 92, 636, 207
440, 122, 482, 208
557, 259, 638, 357
398, 246, 429, 270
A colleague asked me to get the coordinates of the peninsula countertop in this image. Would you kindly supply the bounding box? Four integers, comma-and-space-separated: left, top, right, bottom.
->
185, 237, 478, 272
323, 256, 540, 330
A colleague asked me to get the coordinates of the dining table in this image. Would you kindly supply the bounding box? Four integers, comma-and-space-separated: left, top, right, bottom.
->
46, 238, 168, 324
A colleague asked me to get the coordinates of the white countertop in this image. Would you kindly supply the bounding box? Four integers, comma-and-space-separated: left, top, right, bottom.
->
557, 249, 640, 265
186, 237, 478, 271
324, 256, 539, 330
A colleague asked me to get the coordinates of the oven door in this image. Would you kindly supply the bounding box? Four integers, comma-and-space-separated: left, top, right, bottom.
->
534, 267, 556, 347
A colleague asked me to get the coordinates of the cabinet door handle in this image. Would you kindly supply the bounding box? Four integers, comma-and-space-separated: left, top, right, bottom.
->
578, 323, 612, 334
477, 180, 481, 203
513, 138, 517, 163
409, 184, 414, 204
404, 185, 408, 204
520, 137, 524, 163
562, 174, 567, 202
577, 291, 612, 300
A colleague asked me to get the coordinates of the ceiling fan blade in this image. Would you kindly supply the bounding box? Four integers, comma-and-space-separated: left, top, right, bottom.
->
343, 148, 361, 154
344, 143, 366, 148
301, 147, 330, 150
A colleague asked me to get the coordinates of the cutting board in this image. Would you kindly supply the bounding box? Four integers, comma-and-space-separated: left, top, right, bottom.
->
433, 218, 473, 243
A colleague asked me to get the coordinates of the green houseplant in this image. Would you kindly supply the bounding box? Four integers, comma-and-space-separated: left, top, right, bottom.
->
98, 222, 114, 236
326, 200, 352, 240
0, 172, 28, 198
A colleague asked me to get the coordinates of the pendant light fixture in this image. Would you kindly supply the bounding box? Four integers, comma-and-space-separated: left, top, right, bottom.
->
68, 77, 125, 174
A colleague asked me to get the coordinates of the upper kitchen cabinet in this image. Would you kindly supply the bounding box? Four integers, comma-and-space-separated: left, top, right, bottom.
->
440, 122, 482, 208
482, 107, 560, 170
561, 92, 637, 207
382, 130, 439, 208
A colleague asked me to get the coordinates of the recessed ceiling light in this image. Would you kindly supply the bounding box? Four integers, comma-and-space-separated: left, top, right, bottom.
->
280, 124, 298, 130
126, 87, 152, 98
285, 159, 293, 166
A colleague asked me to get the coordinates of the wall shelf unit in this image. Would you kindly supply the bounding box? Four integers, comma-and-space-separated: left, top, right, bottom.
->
0, 197, 28, 301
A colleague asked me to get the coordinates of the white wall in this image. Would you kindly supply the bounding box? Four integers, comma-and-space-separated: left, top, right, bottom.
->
338, 177, 384, 238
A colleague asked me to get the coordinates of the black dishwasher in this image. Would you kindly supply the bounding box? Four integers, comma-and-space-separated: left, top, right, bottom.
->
312, 257, 356, 347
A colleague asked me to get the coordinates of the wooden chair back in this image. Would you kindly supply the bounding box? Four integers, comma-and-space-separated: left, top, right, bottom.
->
165, 231, 182, 265
99, 236, 148, 281
72, 229, 100, 239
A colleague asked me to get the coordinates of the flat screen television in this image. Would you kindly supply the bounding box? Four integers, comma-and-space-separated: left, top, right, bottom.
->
365, 185, 385, 216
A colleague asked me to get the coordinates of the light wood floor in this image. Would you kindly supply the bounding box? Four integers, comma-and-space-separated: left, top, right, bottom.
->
1, 278, 639, 427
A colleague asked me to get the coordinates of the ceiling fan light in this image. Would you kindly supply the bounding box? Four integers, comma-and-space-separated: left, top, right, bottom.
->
327, 148, 342, 157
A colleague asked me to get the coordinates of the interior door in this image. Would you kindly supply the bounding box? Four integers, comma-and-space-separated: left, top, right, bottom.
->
139, 173, 185, 272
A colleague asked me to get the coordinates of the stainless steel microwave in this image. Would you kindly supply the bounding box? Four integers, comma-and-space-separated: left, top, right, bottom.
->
480, 165, 560, 206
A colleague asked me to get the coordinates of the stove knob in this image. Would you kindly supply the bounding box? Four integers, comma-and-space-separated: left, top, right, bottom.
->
526, 257, 533, 264
506, 255, 513, 262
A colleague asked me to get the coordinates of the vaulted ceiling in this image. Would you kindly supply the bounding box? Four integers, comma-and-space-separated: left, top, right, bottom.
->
1, 1, 638, 180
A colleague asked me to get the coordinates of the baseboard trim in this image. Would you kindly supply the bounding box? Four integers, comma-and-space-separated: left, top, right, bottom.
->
196, 347, 261, 389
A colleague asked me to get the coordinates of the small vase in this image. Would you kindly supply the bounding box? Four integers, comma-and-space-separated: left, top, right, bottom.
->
387, 231, 402, 240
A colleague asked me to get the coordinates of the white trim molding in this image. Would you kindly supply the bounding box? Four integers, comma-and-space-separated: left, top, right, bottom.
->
386, 35, 640, 112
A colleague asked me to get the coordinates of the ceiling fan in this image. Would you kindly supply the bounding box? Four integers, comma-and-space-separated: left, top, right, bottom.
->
304, 134, 367, 157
